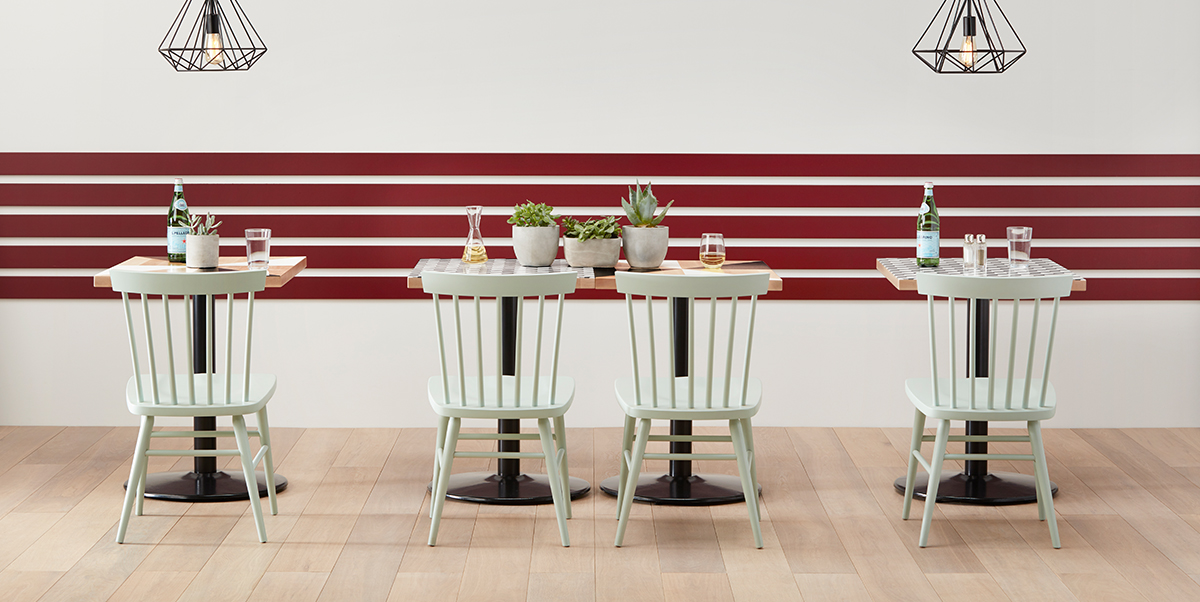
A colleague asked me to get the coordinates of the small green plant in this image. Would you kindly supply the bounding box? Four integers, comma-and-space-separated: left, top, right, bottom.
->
621, 181, 673, 227
507, 201, 559, 228
189, 213, 222, 236
561, 216, 622, 241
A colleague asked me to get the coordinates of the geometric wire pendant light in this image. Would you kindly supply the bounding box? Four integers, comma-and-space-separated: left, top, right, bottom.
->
913, 0, 1025, 74
159, 0, 267, 71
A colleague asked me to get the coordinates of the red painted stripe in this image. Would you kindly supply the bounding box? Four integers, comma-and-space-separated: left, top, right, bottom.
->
5, 245, 1198, 272
7, 276, 1194, 301
3, 183, 1199, 208
6, 214, 1199, 240
1, 153, 1198, 178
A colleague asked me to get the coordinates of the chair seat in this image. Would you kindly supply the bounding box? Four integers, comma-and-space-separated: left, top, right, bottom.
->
427, 375, 574, 419
905, 377, 1057, 421
614, 377, 762, 420
126, 374, 276, 416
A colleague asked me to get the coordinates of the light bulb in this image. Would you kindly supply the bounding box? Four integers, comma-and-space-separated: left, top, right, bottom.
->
204, 32, 225, 65
960, 36, 976, 68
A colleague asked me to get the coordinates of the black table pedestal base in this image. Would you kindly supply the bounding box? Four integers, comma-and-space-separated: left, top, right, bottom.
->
893, 471, 1056, 505
598, 473, 760, 506
434, 472, 591, 505
127, 471, 288, 502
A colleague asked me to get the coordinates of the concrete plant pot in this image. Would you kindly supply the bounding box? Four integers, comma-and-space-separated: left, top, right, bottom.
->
186, 234, 220, 269
512, 226, 560, 266
622, 225, 669, 270
563, 237, 621, 268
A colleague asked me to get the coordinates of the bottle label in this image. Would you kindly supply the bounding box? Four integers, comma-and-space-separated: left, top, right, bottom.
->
917, 231, 939, 258
174, 199, 188, 211
920, 202, 929, 213
168, 227, 188, 255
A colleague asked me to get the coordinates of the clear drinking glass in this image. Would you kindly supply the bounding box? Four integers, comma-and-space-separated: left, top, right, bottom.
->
1007, 226, 1032, 266
699, 233, 725, 269
462, 206, 488, 264
245, 228, 271, 269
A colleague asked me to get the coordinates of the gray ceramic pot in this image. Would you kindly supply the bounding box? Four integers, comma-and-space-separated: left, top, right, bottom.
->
563, 237, 621, 268
512, 226, 560, 266
622, 226, 669, 269
185, 234, 219, 269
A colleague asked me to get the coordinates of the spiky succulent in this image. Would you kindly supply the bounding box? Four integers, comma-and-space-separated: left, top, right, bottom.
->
621, 181, 673, 227
188, 213, 221, 236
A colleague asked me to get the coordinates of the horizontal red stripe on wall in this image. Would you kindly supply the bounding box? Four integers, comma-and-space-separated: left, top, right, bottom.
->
6, 214, 1199, 240
5, 246, 1199, 272
1, 153, 1198, 178
3, 183, 1199, 208
3, 276, 1193, 301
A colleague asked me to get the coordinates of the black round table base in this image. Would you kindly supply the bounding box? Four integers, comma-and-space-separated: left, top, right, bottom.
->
893, 471, 1056, 505
599, 473, 759, 506
127, 471, 288, 502
433, 472, 591, 505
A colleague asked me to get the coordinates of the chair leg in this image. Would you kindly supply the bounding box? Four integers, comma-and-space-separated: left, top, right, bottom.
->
616, 415, 636, 520
538, 418, 571, 547
742, 418, 760, 508
730, 418, 764, 549
919, 419, 951, 548
431, 416, 449, 519
615, 418, 652, 547
1028, 421, 1061, 548
429, 417, 460, 546
902, 409, 928, 520
554, 415, 572, 519
233, 415, 267, 543
256, 408, 278, 516
117, 415, 154, 544
135, 449, 148, 517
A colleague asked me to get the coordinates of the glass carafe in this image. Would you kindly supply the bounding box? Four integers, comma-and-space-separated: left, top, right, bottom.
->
462, 205, 488, 263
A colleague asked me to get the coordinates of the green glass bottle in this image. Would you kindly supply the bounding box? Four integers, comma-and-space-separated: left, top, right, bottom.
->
916, 181, 940, 267
167, 178, 190, 263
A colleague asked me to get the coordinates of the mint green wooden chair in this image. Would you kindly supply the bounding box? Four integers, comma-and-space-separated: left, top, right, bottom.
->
111, 269, 278, 544
903, 273, 1073, 548
421, 271, 577, 547
612, 271, 770, 548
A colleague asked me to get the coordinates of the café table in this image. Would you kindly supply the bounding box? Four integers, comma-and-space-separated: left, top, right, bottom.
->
594, 259, 783, 505
408, 258, 594, 504
408, 258, 782, 505
95, 255, 306, 502
876, 257, 1086, 504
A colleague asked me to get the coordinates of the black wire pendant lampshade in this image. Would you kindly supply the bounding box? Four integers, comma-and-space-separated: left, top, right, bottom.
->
913, 0, 1025, 74
159, 0, 267, 71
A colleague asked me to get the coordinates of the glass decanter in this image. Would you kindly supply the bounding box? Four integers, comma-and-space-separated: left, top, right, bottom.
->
461, 205, 488, 264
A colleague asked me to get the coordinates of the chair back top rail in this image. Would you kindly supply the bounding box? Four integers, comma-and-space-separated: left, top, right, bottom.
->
616, 271, 769, 410
423, 271, 577, 409
916, 273, 1071, 412
113, 269, 267, 407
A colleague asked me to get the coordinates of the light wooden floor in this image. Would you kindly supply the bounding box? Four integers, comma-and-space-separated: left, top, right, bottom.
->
2, 425, 1200, 601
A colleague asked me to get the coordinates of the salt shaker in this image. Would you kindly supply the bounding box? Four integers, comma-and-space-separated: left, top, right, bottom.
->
963, 234, 978, 273
975, 234, 987, 274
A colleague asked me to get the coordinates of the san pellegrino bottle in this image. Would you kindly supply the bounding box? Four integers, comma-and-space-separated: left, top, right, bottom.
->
917, 181, 939, 267
167, 178, 190, 263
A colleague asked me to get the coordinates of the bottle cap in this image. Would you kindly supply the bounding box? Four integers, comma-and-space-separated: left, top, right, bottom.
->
174, 178, 183, 186
978, 234, 986, 243
924, 181, 933, 188
964, 234, 974, 243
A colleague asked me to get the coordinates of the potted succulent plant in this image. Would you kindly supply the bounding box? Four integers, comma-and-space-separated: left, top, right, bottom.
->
620, 181, 673, 270
508, 201, 561, 267
561, 216, 622, 268
186, 213, 222, 269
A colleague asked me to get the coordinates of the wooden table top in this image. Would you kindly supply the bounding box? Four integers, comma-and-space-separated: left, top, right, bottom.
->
407, 259, 783, 291
93, 256, 307, 289
876, 257, 1087, 292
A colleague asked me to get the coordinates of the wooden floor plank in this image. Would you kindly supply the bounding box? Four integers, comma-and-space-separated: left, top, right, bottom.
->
1, 426, 1200, 601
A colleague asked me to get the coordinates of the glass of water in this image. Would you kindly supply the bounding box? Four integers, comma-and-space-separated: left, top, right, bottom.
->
1007, 226, 1032, 266
245, 228, 271, 269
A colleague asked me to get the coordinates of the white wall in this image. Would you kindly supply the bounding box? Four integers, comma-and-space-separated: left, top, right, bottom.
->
2, 1, 1198, 153
3, 298, 1197, 428
2, 1, 1198, 428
